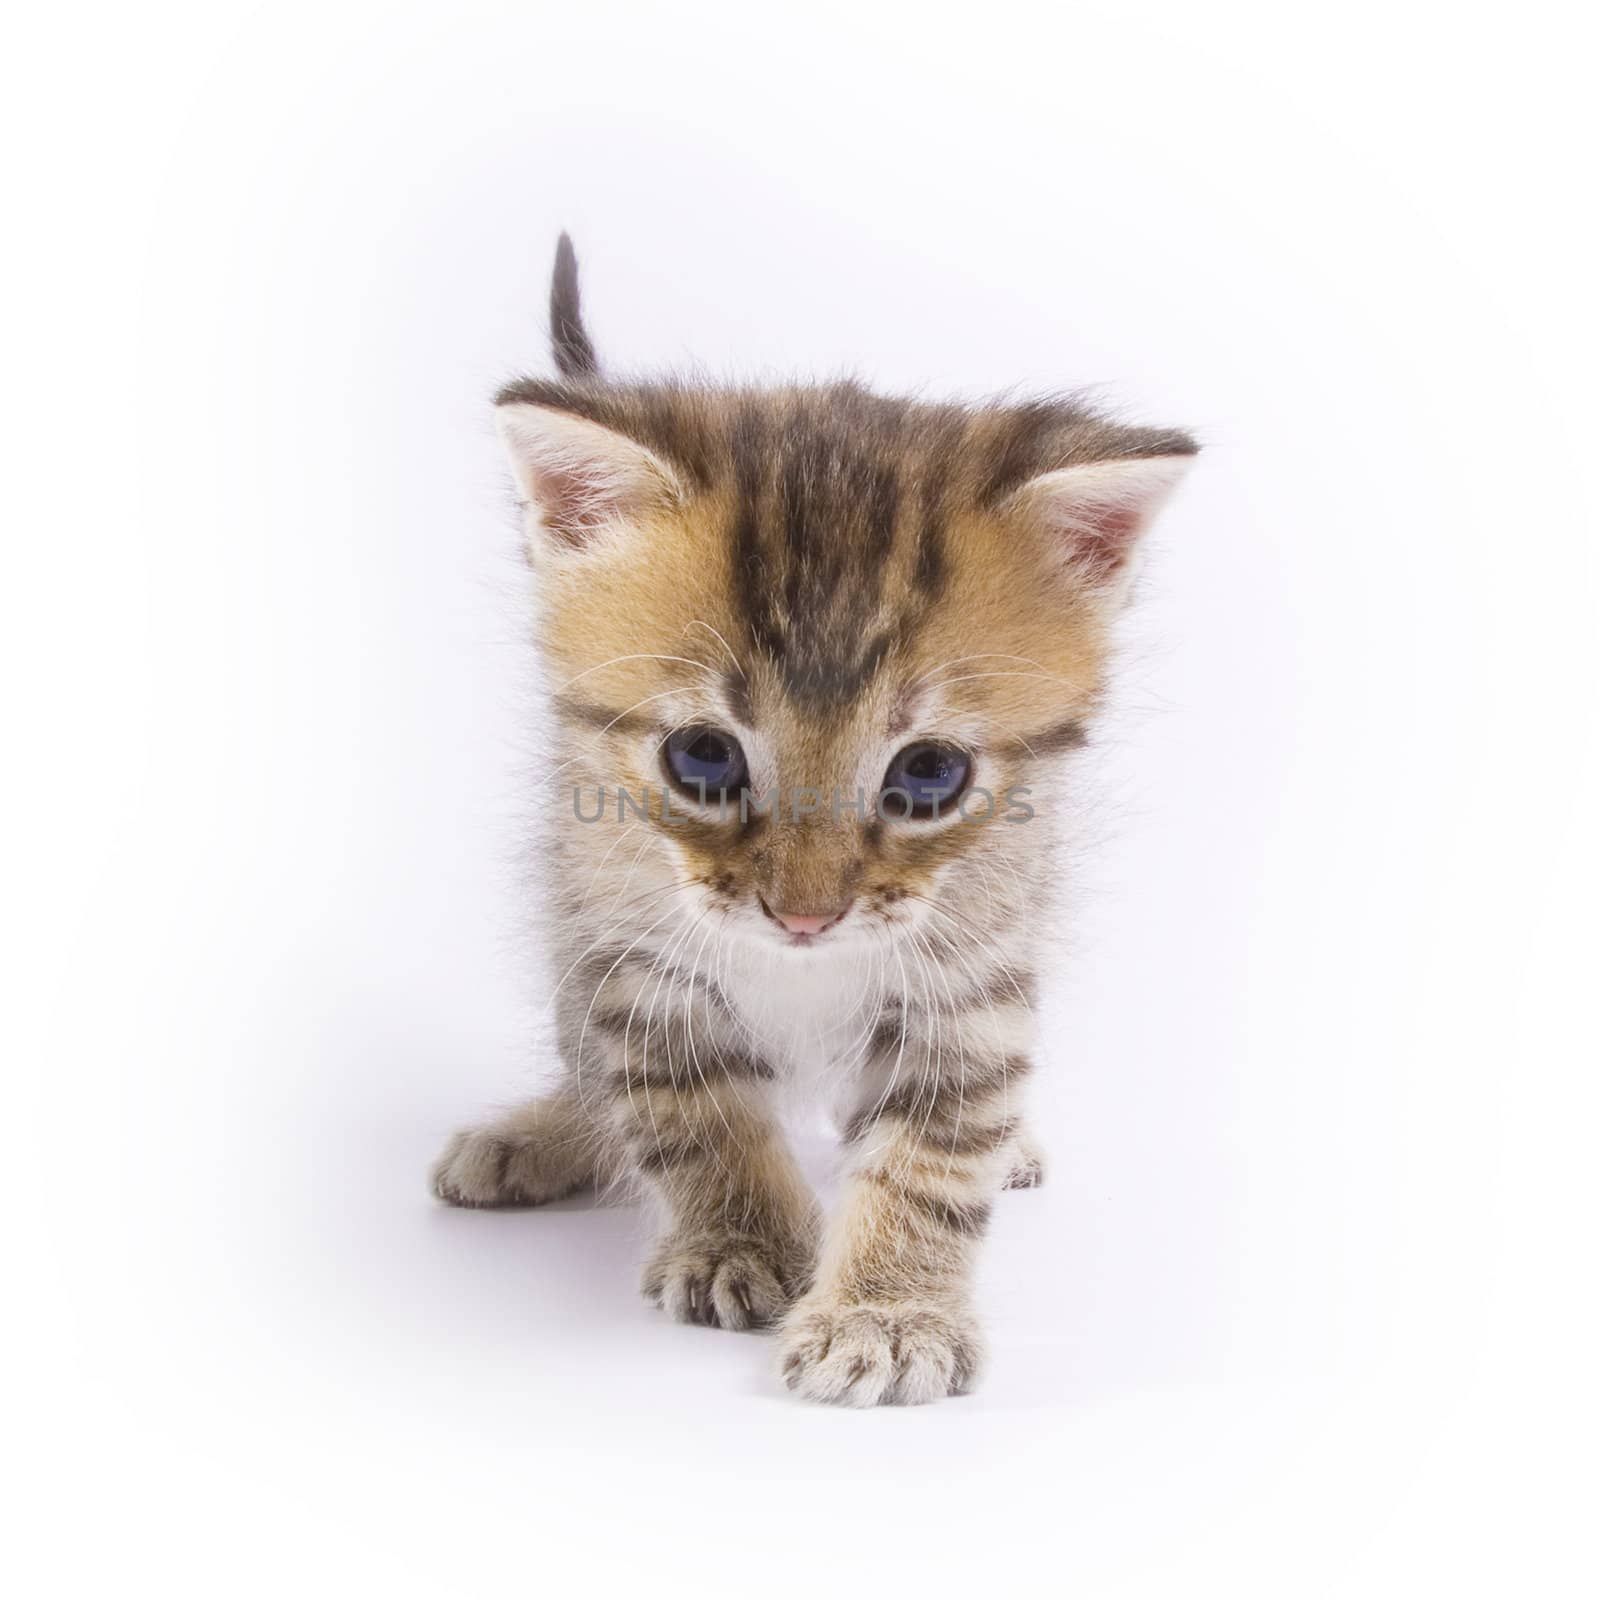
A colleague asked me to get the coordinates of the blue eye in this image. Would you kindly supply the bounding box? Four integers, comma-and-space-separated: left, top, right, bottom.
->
663, 726, 749, 802
880, 742, 972, 819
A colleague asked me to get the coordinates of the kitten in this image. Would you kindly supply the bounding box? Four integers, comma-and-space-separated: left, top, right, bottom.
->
433, 234, 1197, 1406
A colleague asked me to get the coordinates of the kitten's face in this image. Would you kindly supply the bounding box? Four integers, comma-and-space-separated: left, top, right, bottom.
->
503, 384, 1193, 957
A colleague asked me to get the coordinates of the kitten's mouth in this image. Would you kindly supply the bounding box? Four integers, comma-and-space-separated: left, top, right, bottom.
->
757, 897, 853, 947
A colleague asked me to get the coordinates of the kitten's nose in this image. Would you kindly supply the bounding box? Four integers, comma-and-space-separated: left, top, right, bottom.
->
764, 900, 854, 938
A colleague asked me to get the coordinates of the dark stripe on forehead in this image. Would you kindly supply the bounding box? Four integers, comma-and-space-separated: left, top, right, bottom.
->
865, 458, 900, 563
913, 410, 964, 597
735, 399, 911, 707
730, 402, 778, 656
783, 626, 894, 707
914, 503, 946, 596
977, 399, 1073, 508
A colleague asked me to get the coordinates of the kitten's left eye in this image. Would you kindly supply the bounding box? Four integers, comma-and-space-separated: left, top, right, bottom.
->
663, 725, 749, 802
880, 741, 973, 819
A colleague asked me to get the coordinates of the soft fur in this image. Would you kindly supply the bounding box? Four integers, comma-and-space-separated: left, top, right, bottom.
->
433, 235, 1197, 1406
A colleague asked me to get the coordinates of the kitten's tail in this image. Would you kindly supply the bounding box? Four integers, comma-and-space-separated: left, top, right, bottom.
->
549, 232, 599, 379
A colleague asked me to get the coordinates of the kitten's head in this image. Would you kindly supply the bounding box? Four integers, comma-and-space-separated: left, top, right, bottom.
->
502, 237, 1196, 956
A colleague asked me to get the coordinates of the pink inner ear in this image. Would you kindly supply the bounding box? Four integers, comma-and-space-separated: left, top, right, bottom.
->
1069, 503, 1145, 583
528, 462, 604, 549
1018, 456, 1192, 591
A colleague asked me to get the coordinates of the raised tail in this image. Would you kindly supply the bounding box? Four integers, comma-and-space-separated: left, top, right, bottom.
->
549, 232, 599, 379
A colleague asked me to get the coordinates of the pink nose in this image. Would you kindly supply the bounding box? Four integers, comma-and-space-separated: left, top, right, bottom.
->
767, 902, 853, 938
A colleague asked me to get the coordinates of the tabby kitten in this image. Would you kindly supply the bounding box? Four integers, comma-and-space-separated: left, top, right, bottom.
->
432, 235, 1197, 1406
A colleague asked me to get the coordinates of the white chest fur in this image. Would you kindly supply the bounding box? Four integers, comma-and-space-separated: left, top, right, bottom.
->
715, 939, 889, 1127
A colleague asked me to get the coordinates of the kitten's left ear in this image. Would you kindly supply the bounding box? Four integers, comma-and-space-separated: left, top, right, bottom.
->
1002, 454, 1195, 606
496, 401, 683, 554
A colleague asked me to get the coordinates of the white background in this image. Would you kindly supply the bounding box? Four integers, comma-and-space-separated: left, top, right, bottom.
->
8, 3, 1597, 1595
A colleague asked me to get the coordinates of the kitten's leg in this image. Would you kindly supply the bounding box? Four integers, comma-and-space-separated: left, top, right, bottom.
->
627, 1072, 820, 1331
779, 1015, 1033, 1406
432, 1083, 618, 1208
577, 958, 821, 1330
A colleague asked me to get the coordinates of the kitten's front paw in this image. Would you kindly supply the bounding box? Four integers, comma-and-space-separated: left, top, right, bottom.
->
431, 1127, 584, 1208
642, 1232, 807, 1331
777, 1294, 984, 1407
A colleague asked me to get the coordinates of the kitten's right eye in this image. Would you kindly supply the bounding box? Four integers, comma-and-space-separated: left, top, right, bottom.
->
663, 726, 748, 803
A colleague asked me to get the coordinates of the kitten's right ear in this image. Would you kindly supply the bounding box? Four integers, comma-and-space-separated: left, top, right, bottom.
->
495, 402, 682, 553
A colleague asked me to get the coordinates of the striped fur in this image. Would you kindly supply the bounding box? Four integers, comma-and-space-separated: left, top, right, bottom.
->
432, 236, 1198, 1406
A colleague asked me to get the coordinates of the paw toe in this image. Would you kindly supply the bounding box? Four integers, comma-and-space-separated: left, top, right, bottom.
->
644, 1239, 794, 1331
432, 1130, 510, 1206
780, 1308, 896, 1406
431, 1128, 576, 1208
778, 1299, 982, 1407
